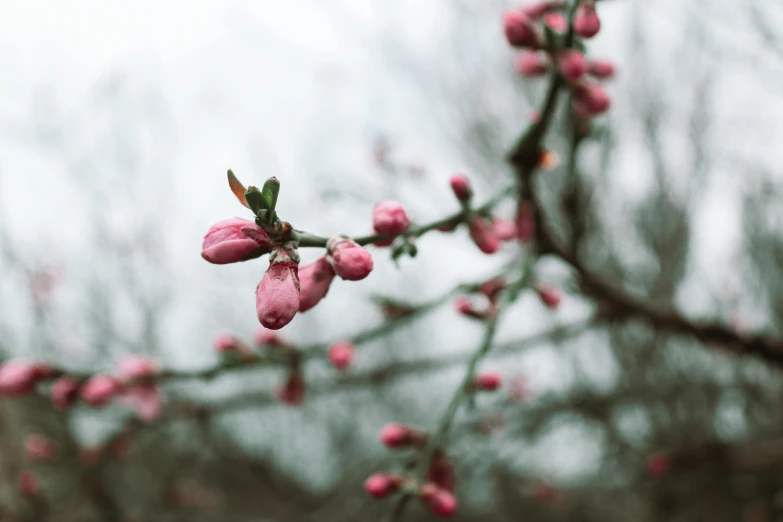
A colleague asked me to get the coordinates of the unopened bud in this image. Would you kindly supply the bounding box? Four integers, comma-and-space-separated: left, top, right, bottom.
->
420, 484, 458, 518
364, 473, 403, 499
557, 50, 588, 81
25, 434, 55, 461
277, 370, 305, 406
298, 257, 336, 312
81, 374, 121, 407
544, 12, 567, 32
256, 245, 301, 330
474, 372, 503, 391
379, 423, 424, 449
503, 10, 539, 48
574, 3, 600, 38
326, 236, 374, 281
515, 50, 549, 77
469, 217, 500, 254
51, 376, 80, 410
373, 201, 411, 239
327, 341, 354, 370
588, 59, 615, 79
536, 283, 562, 309
449, 174, 472, 202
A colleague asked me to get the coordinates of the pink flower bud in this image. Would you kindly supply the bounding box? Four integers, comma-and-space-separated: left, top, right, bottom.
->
474, 372, 502, 391
454, 296, 492, 320
588, 59, 615, 79
573, 83, 611, 116
25, 434, 55, 460
213, 333, 240, 353
326, 237, 374, 281
201, 218, 272, 264
479, 278, 506, 302
469, 217, 500, 254
557, 50, 588, 81
327, 341, 354, 370
373, 201, 411, 239
18, 471, 38, 496
81, 374, 121, 407
51, 376, 80, 410
256, 246, 301, 330
516, 200, 536, 243
522, 1, 566, 18
536, 284, 562, 309
116, 354, 156, 382
503, 10, 539, 48
492, 218, 518, 241
298, 257, 336, 312
254, 327, 285, 347
515, 50, 549, 77
420, 484, 458, 518
277, 370, 305, 406
544, 13, 568, 32
364, 473, 403, 499
380, 423, 423, 448
646, 453, 670, 477
449, 174, 472, 202
119, 383, 163, 423
574, 3, 600, 38
427, 452, 456, 492
0, 361, 41, 396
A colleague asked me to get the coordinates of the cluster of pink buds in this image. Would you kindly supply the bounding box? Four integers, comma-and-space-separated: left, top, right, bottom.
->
505, 1, 614, 118
366, 424, 458, 517
444, 175, 521, 253
203, 173, 377, 331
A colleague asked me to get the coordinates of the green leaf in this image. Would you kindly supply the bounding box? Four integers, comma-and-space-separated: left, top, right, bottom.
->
261, 177, 280, 215
244, 186, 266, 215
